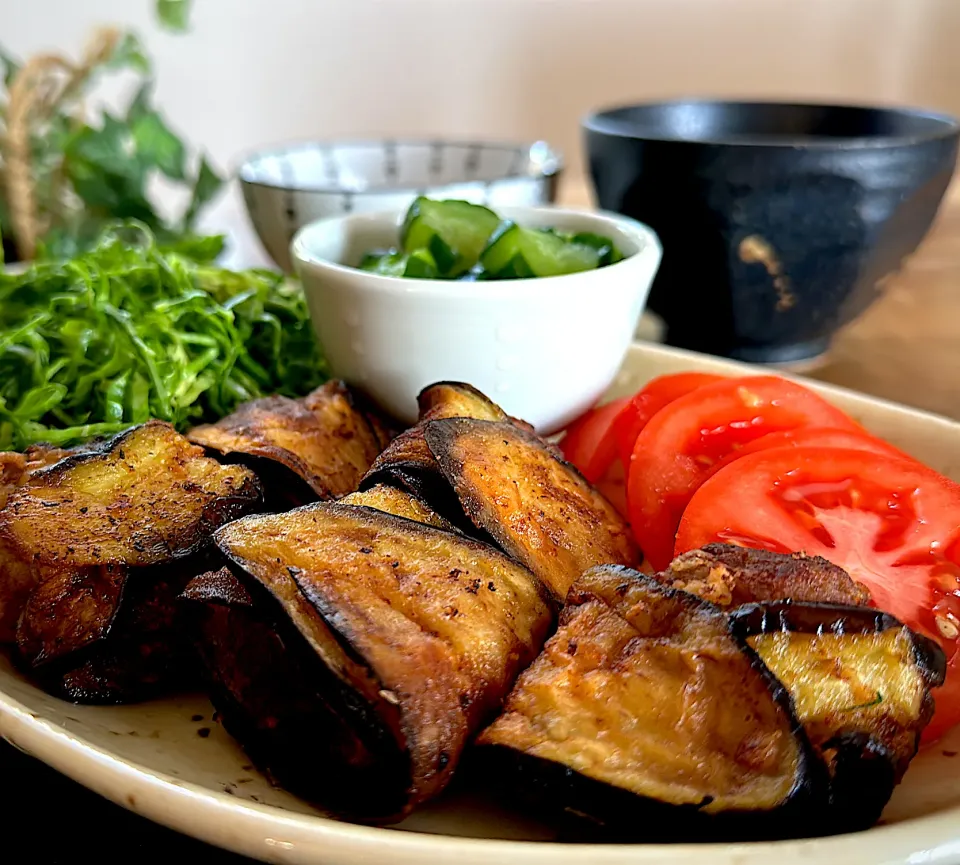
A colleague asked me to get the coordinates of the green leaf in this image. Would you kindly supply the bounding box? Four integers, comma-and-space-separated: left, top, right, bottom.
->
0, 47, 21, 88
63, 115, 160, 225
132, 110, 186, 180
126, 81, 154, 124
160, 234, 225, 263
106, 32, 151, 75
157, 0, 192, 32
182, 156, 224, 229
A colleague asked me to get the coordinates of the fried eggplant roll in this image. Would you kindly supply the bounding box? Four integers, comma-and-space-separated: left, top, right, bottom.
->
358, 381, 520, 528
424, 418, 638, 600
476, 565, 817, 838
659, 544, 871, 609
0, 422, 261, 702
185, 501, 552, 821
188, 380, 387, 509
731, 601, 946, 830
0, 445, 76, 642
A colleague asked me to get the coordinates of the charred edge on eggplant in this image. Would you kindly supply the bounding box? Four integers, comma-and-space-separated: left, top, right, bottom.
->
16, 557, 206, 703
424, 418, 639, 601
182, 566, 411, 820
358, 381, 515, 535
659, 544, 872, 608
476, 564, 819, 839
0, 421, 262, 569
730, 600, 947, 830
199, 501, 552, 820
187, 381, 385, 507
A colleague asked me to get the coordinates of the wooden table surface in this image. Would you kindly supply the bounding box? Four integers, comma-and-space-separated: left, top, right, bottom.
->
564, 178, 960, 421
3, 176, 960, 863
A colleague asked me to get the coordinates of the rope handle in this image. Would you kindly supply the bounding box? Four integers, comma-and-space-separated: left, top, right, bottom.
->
2, 28, 120, 261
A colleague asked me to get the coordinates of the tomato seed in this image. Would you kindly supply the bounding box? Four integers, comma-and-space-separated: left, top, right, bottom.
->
737, 387, 764, 408
936, 615, 960, 640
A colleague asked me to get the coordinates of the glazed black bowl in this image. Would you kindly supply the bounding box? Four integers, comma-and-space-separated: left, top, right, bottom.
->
584, 100, 960, 363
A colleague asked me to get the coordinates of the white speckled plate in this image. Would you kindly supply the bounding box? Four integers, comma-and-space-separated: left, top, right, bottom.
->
2, 342, 960, 865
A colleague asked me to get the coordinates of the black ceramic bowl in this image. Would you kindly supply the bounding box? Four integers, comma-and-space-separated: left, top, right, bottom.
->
584, 100, 960, 363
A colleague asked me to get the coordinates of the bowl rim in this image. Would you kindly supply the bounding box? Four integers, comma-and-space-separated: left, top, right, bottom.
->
582, 98, 960, 149
290, 204, 662, 297
235, 137, 564, 195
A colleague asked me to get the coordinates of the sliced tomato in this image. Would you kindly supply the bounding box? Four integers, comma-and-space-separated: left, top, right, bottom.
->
610, 372, 725, 468
676, 445, 960, 740
559, 396, 630, 483
626, 375, 862, 570
709, 425, 911, 476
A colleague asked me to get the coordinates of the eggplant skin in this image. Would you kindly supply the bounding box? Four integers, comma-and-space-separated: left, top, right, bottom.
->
425, 418, 639, 601
477, 565, 817, 837
358, 381, 515, 530
0, 421, 261, 568
16, 559, 201, 703
206, 501, 553, 820
188, 381, 385, 506
183, 567, 411, 820
731, 601, 947, 831
659, 544, 871, 608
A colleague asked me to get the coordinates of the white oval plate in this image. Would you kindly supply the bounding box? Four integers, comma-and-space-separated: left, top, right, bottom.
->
3, 342, 960, 865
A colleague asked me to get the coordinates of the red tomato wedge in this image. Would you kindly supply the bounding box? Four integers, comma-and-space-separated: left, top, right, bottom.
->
709, 425, 910, 476
626, 376, 862, 570
610, 372, 725, 468
676, 445, 960, 740
559, 396, 630, 483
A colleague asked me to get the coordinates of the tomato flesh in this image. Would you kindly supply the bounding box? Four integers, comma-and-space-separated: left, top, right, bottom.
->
627, 376, 862, 570
559, 396, 630, 484
676, 445, 960, 740
708, 426, 909, 477
610, 373, 725, 468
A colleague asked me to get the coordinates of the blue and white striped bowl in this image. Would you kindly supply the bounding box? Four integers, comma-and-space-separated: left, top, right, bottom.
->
238, 139, 563, 272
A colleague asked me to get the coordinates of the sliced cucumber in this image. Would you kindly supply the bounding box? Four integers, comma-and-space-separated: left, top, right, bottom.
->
480, 221, 601, 279
401, 197, 501, 277
359, 248, 439, 279
569, 231, 625, 267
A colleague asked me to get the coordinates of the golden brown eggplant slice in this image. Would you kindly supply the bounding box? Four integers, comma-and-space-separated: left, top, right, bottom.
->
425, 418, 639, 600
1, 423, 260, 701
339, 484, 457, 532
188, 380, 386, 508
358, 381, 516, 528
730, 601, 946, 830
0, 421, 260, 568
192, 501, 552, 821
0, 444, 85, 642
659, 544, 871, 608
16, 560, 201, 703
476, 564, 817, 838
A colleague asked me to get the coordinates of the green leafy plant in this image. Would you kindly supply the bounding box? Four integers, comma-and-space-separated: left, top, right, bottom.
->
0, 0, 217, 262
0, 221, 328, 450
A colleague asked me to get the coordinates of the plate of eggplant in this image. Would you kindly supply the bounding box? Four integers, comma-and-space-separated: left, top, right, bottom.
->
0, 343, 959, 865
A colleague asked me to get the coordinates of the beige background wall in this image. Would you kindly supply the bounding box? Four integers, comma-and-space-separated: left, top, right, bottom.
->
6, 0, 960, 263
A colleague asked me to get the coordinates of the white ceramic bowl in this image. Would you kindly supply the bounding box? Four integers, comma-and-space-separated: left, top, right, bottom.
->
292, 205, 662, 432
239, 139, 562, 272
